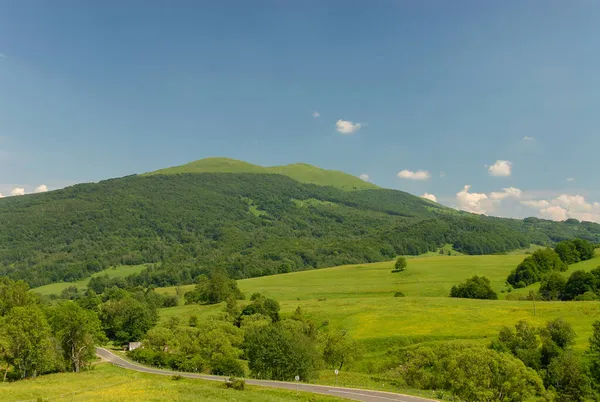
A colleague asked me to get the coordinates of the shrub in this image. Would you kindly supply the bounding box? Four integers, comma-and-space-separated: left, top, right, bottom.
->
393, 257, 407, 272
394, 292, 406, 297
225, 377, 245, 390
450, 275, 498, 300
171, 375, 184, 381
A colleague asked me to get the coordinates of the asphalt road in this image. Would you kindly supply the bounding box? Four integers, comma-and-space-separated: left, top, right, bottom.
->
96, 348, 437, 402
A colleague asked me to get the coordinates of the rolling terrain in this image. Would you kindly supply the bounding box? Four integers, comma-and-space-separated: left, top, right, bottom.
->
1, 157, 599, 290
156, 250, 600, 360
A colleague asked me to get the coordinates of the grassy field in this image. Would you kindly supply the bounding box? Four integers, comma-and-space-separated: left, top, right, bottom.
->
0, 362, 344, 402
145, 157, 379, 190
33, 264, 148, 296
157, 250, 600, 355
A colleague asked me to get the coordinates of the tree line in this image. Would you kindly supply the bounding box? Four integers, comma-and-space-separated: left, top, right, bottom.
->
1, 173, 599, 288
507, 239, 596, 289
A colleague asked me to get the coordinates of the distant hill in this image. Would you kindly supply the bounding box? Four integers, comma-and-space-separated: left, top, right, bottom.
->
1, 159, 599, 289
145, 157, 379, 190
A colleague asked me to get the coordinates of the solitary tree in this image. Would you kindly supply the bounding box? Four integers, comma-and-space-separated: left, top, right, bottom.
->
393, 257, 407, 272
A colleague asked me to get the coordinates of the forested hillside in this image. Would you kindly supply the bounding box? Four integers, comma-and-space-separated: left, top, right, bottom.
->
1, 171, 599, 288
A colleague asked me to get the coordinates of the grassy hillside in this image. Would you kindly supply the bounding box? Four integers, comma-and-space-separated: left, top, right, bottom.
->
0, 362, 342, 402
33, 264, 147, 296
145, 157, 379, 190
156, 251, 600, 356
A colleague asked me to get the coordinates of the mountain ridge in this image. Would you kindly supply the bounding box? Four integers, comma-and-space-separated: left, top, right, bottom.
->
144, 157, 379, 191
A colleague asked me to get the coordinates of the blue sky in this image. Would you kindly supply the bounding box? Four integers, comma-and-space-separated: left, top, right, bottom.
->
1, 1, 599, 221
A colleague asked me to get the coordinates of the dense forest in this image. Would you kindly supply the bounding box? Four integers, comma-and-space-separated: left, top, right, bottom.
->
1, 172, 600, 288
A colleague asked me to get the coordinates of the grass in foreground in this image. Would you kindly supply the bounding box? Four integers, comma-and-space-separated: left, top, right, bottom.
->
0, 362, 343, 402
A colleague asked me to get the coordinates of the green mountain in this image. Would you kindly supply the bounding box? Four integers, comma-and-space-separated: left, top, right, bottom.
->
0, 159, 599, 288
146, 157, 379, 190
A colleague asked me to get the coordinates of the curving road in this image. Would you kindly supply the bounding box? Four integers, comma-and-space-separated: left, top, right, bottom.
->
96, 348, 437, 402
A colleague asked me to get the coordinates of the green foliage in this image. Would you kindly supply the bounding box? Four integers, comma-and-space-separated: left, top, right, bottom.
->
1, 306, 61, 379
321, 328, 362, 371
507, 248, 567, 288
224, 377, 246, 391
450, 275, 498, 300
1, 171, 598, 289
392, 257, 407, 273
563, 270, 597, 301
47, 301, 105, 372
555, 239, 596, 265
547, 351, 592, 402
241, 294, 280, 323
389, 340, 544, 401
100, 297, 159, 344
539, 272, 567, 301
393, 291, 406, 297
244, 322, 320, 382
184, 273, 244, 305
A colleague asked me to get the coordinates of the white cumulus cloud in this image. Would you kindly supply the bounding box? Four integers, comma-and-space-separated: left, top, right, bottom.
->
522, 136, 534, 141
10, 188, 25, 196
359, 173, 369, 181
488, 160, 512, 177
456, 185, 489, 214
489, 187, 522, 200
397, 169, 431, 181
440, 171, 446, 178
312, 111, 320, 118
566, 177, 575, 182
336, 119, 361, 134
421, 193, 437, 202
35, 184, 48, 193
521, 194, 600, 223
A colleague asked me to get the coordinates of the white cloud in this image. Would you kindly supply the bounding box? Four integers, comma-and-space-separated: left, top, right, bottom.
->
0, 53, 6, 59
35, 184, 48, 193
10, 188, 25, 196
312, 111, 320, 118
0, 193, 3, 198
489, 187, 522, 200
359, 173, 369, 181
397, 169, 431, 181
522, 136, 534, 141
456, 185, 489, 214
440, 171, 446, 178
521, 200, 550, 209
336, 119, 361, 134
421, 193, 437, 202
488, 160, 512, 177
566, 177, 575, 182
521, 194, 600, 223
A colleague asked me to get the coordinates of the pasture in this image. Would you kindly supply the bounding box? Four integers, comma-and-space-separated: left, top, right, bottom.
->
157, 251, 600, 354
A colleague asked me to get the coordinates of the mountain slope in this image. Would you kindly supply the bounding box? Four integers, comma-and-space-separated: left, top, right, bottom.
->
145, 157, 379, 190
1, 169, 600, 288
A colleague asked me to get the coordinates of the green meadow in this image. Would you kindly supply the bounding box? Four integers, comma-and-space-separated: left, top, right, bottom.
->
157, 250, 600, 355
0, 362, 342, 402
33, 264, 147, 296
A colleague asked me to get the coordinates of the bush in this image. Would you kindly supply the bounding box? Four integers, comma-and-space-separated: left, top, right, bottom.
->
211, 356, 245, 377
225, 377, 245, 390
393, 257, 407, 272
394, 291, 406, 297
450, 275, 498, 300
388, 340, 544, 401
171, 375, 184, 381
